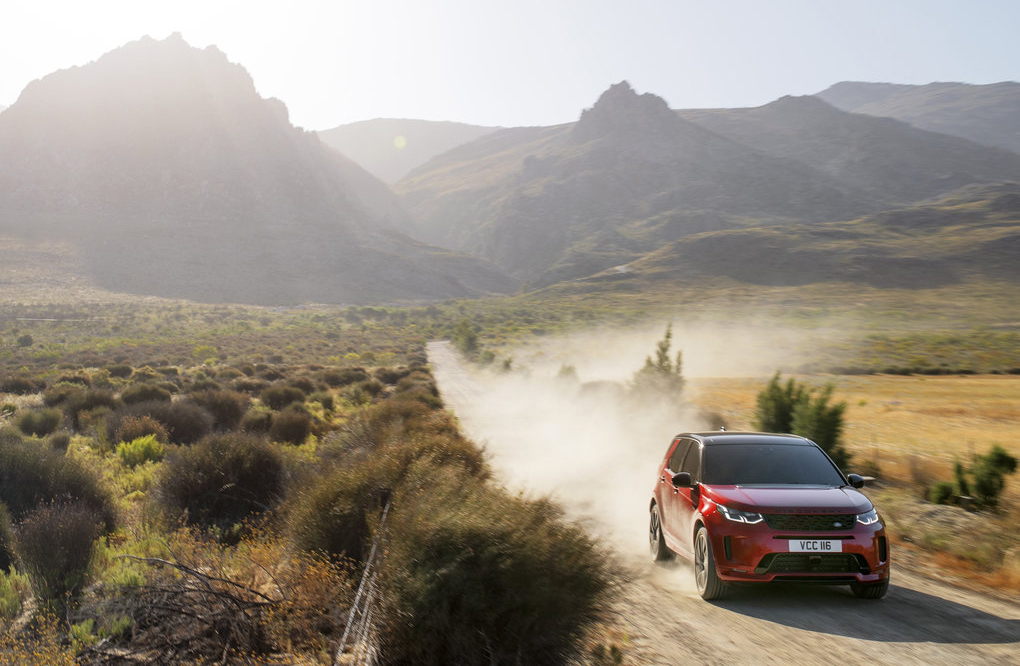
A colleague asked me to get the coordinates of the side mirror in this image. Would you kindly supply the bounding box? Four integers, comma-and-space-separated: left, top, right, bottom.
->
847, 473, 866, 489
671, 471, 692, 487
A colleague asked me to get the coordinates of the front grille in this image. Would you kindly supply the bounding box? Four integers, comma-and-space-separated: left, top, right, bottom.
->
763, 514, 856, 531
755, 553, 869, 575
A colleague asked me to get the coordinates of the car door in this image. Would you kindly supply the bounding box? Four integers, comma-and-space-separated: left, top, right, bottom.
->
672, 439, 702, 555
657, 437, 690, 551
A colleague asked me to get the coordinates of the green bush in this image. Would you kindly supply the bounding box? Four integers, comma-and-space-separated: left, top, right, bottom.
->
380, 467, 612, 666
16, 408, 63, 437
153, 433, 286, 535
184, 389, 249, 430
755, 373, 851, 470
928, 481, 955, 505
121, 383, 172, 405
13, 501, 101, 610
970, 445, 1018, 509
116, 435, 165, 468
269, 407, 312, 445
260, 384, 306, 410
0, 438, 116, 530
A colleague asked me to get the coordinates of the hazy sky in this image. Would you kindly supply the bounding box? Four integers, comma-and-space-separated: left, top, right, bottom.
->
3, 0, 1018, 130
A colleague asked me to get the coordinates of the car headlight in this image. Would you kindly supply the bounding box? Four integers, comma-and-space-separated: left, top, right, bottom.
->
717, 503, 764, 524
857, 508, 880, 526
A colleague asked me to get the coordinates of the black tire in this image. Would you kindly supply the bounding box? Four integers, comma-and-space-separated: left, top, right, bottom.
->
851, 578, 889, 599
649, 504, 674, 562
694, 526, 726, 600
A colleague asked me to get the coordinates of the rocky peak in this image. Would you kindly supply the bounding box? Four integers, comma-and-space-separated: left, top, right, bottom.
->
571, 81, 678, 142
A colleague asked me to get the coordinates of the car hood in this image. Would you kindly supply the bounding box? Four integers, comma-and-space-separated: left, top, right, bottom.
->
706, 485, 873, 514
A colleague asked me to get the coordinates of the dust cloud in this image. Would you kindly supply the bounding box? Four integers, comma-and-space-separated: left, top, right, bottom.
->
427, 321, 822, 563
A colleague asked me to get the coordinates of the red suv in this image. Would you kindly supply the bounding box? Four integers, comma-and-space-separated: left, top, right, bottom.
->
649, 432, 889, 599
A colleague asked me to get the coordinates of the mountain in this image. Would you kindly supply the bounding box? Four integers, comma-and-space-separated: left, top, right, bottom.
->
678, 95, 1020, 205
398, 82, 877, 284
815, 81, 1020, 155
318, 119, 498, 184
0, 35, 516, 304
398, 82, 1020, 286
561, 182, 1020, 295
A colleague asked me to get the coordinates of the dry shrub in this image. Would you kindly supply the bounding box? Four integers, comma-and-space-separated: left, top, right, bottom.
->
0, 376, 43, 395
0, 503, 12, 572
113, 414, 169, 444
269, 407, 312, 445
105, 364, 133, 379
260, 384, 306, 411
16, 408, 62, 437
184, 389, 250, 430
13, 501, 102, 609
78, 534, 355, 664
320, 367, 368, 388
120, 383, 172, 405
380, 463, 614, 666
154, 433, 286, 536
0, 438, 116, 530
107, 400, 213, 445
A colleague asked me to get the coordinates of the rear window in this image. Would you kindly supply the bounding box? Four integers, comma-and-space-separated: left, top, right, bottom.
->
702, 443, 845, 486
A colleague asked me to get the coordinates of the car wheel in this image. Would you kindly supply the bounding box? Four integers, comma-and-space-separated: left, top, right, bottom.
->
649, 504, 674, 562
850, 578, 889, 599
694, 526, 726, 600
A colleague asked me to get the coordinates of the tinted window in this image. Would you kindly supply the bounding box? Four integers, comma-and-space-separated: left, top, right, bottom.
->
680, 441, 701, 479
702, 443, 845, 486
666, 439, 689, 472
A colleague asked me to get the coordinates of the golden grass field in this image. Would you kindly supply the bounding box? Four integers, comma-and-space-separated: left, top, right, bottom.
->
690, 374, 1020, 499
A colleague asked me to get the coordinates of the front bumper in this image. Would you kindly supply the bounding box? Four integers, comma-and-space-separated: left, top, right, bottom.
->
706, 516, 890, 584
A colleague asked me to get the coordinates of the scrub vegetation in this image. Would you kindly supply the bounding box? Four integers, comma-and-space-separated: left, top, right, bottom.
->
0, 300, 614, 665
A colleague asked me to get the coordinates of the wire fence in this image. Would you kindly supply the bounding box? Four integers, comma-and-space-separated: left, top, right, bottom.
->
334, 496, 391, 666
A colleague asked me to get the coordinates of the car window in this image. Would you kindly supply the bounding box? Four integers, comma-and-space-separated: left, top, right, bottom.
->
666, 439, 689, 472
679, 440, 701, 480
702, 443, 845, 486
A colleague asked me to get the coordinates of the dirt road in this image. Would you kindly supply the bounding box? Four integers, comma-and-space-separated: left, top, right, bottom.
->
427, 341, 1020, 665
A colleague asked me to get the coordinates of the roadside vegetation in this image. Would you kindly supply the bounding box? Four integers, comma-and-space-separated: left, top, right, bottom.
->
0, 300, 615, 664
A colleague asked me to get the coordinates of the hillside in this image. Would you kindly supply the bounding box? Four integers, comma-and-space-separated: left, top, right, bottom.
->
398, 82, 1020, 286
816, 81, 1020, 155
564, 183, 1020, 294
398, 82, 873, 285
318, 118, 498, 184
678, 95, 1020, 206
0, 35, 516, 304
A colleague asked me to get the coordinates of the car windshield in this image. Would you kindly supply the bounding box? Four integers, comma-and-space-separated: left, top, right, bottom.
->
702, 443, 846, 486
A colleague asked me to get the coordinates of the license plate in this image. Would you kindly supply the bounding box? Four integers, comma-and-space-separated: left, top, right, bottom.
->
788, 539, 842, 553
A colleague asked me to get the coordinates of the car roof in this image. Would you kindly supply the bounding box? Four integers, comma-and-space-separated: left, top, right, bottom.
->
676, 432, 815, 446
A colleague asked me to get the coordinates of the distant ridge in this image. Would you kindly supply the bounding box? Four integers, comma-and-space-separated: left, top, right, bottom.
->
815, 81, 1020, 155
399, 82, 1020, 285
0, 34, 516, 304
319, 118, 498, 184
